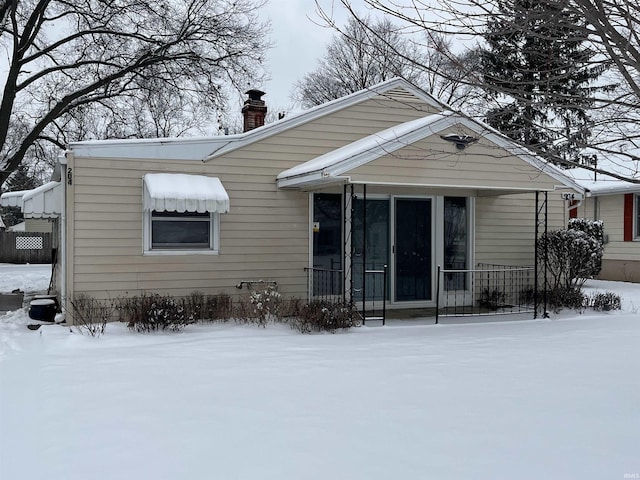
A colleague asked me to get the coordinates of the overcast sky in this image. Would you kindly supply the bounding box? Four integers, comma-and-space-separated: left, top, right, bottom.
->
256, 1, 358, 113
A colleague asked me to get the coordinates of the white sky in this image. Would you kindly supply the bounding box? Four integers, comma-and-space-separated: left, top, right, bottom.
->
257, 0, 361, 112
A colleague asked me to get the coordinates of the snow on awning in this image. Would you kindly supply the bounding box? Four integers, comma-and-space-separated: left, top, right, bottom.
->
0, 182, 62, 218
143, 173, 230, 213
22, 181, 62, 218
0, 189, 30, 208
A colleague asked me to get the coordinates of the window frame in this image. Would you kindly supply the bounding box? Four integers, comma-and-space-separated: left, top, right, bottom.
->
143, 209, 220, 255
635, 194, 640, 240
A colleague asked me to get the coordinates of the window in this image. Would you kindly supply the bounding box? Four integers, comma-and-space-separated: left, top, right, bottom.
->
142, 173, 229, 254
444, 197, 468, 290
145, 210, 219, 253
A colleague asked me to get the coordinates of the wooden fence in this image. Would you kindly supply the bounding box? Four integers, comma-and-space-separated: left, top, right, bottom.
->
0, 231, 53, 264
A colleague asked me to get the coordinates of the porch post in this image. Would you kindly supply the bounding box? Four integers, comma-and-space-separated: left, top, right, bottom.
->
534, 190, 549, 319
343, 183, 354, 309
362, 183, 367, 324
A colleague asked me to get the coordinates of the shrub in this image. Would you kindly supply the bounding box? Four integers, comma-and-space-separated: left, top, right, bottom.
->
546, 287, 589, 313
119, 293, 195, 332
69, 294, 114, 337
538, 220, 604, 291
185, 291, 232, 322
289, 300, 356, 334
249, 285, 283, 326
479, 288, 506, 311
590, 291, 621, 311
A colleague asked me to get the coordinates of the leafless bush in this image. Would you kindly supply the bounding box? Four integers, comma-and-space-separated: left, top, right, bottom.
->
289, 300, 356, 334
68, 294, 114, 337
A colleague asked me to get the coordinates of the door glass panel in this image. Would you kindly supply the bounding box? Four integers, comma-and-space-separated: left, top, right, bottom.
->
444, 197, 468, 290
312, 194, 342, 296
353, 199, 390, 301
395, 199, 432, 301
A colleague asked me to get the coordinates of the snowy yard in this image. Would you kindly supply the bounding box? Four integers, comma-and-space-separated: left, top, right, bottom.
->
1, 264, 639, 480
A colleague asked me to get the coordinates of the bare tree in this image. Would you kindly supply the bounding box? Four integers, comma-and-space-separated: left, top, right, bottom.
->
294, 15, 476, 108
0, 0, 270, 186
316, 0, 640, 180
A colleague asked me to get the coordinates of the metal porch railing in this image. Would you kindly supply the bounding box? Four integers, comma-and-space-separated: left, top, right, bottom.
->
436, 263, 535, 323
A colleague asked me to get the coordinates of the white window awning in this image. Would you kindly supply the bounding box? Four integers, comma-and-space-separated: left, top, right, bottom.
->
0, 189, 30, 208
0, 181, 62, 218
23, 181, 62, 218
143, 173, 230, 213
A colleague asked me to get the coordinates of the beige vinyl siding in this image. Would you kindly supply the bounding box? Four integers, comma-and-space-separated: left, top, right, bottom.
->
348, 127, 563, 191
69, 154, 308, 300
579, 195, 640, 262
475, 193, 566, 266
67, 90, 437, 302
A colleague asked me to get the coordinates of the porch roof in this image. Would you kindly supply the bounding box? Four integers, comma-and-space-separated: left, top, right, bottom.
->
276, 113, 584, 194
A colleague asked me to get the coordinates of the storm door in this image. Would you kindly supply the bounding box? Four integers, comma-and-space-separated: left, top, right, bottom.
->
394, 198, 432, 301
352, 198, 390, 301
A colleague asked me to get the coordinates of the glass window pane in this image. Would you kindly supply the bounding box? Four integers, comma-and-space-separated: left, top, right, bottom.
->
151, 211, 210, 249
444, 197, 468, 290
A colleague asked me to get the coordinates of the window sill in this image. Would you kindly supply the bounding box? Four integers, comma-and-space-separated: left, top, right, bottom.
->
143, 250, 219, 256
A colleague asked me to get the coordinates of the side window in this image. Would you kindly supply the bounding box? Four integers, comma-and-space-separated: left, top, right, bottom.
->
145, 210, 219, 253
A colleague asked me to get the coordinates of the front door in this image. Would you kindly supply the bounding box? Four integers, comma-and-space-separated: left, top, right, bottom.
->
394, 198, 432, 301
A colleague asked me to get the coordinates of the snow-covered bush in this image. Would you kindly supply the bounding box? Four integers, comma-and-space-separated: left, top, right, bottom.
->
249, 285, 282, 326
538, 219, 604, 291
119, 293, 196, 332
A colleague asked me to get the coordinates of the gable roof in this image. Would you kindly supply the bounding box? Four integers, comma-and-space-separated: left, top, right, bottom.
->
67, 78, 442, 162
203, 77, 444, 161
277, 111, 584, 192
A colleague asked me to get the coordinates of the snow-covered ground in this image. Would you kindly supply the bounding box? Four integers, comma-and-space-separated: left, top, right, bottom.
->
0, 265, 639, 480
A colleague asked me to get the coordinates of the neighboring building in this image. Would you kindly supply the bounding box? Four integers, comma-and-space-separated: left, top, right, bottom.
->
565, 151, 640, 282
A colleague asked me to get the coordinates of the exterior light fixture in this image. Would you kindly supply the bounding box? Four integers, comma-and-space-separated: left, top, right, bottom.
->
440, 134, 479, 150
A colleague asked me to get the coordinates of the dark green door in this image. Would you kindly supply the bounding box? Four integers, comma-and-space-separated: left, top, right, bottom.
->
395, 198, 432, 301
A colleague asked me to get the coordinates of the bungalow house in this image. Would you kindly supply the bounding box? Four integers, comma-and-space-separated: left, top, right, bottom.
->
564, 150, 640, 282
33, 78, 583, 322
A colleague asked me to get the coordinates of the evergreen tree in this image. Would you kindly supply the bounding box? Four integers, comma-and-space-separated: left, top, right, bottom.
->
481, 0, 609, 165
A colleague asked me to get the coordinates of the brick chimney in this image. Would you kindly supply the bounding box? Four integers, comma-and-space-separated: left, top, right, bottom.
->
242, 89, 267, 132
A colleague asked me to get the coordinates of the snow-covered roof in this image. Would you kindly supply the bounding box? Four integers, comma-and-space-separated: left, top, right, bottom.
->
66, 78, 442, 162
563, 148, 640, 195
143, 173, 230, 213
277, 111, 583, 192
6, 221, 25, 232
204, 77, 444, 161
